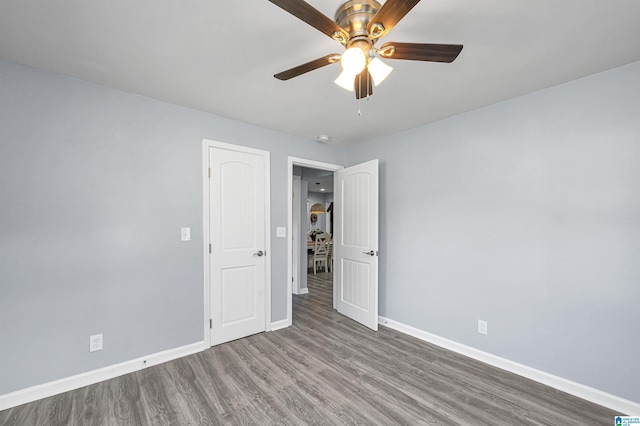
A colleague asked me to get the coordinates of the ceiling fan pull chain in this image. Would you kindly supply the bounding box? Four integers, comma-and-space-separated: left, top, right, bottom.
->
357, 99, 362, 116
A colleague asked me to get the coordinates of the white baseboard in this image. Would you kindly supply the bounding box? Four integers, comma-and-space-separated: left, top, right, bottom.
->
298, 288, 309, 295
0, 341, 205, 411
270, 319, 290, 332
378, 316, 640, 415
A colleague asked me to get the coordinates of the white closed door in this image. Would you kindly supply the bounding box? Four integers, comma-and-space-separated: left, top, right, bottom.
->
335, 159, 379, 331
208, 146, 268, 346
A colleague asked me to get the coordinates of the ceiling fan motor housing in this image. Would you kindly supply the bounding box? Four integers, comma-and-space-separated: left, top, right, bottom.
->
335, 0, 381, 42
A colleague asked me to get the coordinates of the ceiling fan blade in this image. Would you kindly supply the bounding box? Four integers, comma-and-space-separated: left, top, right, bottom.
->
355, 69, 373, 99
268, 0, 348, 42
367, 0, 421, 38
379, 42, 463, 62
274, 54, 341, 80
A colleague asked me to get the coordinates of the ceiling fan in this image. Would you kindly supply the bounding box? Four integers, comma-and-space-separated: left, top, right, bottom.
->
268, 0, 463, 99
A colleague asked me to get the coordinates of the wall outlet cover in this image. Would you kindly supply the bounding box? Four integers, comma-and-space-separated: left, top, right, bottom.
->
90, 334, 103, 352
478, 320, 488, 335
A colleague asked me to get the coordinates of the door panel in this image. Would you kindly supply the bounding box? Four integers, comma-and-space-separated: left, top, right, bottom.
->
221, 266, 255, 324
342, 259, 370, 309
335, 159, 379, 331
220, 162, 255, 249
209, 147, 267, 345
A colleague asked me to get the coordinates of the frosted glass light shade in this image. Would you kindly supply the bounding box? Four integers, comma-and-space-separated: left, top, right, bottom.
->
335, 70, 356, 91
340, 47, 366, 75
368, 57, 393, 86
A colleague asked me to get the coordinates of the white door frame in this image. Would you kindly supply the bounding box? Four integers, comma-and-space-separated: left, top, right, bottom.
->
203, 139, 272, 347
292, 175, 302, 295
286, 157, 343, 326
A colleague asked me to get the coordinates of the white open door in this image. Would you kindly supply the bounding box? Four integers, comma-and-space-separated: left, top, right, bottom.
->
208, 144, 269, 346
334, 159, 379, 331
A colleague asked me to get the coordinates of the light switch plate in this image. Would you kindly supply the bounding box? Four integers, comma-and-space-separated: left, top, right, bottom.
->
276, 227, 286, 238
181, 227, 191, 241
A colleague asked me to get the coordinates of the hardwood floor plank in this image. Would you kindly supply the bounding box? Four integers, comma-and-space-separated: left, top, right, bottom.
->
110, 372, 143, 425
160, 358, 221, 426
0, 271, 621, 425
234, 336, 376, 425
137, 366, 184, 425
16, 390, 75, 426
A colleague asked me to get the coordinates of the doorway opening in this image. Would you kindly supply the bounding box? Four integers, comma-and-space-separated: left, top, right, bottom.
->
287, 157, 380, 331
287, 157, 343, 326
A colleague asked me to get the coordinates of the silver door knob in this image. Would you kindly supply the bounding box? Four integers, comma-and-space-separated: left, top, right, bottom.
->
362, 250, 375, 256
254, 250, 264, 257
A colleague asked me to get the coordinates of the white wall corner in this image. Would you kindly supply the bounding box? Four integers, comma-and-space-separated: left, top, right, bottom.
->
378, 316, 640, 415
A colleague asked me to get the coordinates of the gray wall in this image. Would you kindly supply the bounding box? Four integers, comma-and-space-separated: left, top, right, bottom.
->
344, 61, 640, 403
0, 59, 343, 394
2, 55, 638, 404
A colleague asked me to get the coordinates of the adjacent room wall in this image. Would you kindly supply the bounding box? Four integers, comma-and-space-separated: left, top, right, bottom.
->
0, 59, 343, 395
308, 192, 331, 234
344, 61, 640, 403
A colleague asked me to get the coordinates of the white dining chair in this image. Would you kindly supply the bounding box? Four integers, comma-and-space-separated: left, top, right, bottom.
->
312, 236, 329, 274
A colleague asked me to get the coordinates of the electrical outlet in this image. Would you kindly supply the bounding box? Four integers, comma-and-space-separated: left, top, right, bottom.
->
478, 320, 488, 335
90, 334, 103, 352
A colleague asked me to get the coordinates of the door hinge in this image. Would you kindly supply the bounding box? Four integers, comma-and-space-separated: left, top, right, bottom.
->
209, 243, 212, 253
208, 168, 211, 178
209, 319, 212, 329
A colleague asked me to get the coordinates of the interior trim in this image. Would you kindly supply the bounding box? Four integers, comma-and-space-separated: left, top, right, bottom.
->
0, 342, 205, 411
286, 157, 343, 328
270, 319, 290, 332
378, 316, 639, 415
202, 139, 273, 348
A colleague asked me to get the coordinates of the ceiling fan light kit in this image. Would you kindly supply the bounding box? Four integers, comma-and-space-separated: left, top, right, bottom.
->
269, 0, 463, 99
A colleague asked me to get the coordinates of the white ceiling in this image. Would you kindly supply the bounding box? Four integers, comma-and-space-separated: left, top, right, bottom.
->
1, 1, 639, 146
307, 175, 334, 194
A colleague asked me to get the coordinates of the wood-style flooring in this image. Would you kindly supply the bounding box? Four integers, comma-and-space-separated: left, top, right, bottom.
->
0, 272, 619, 425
